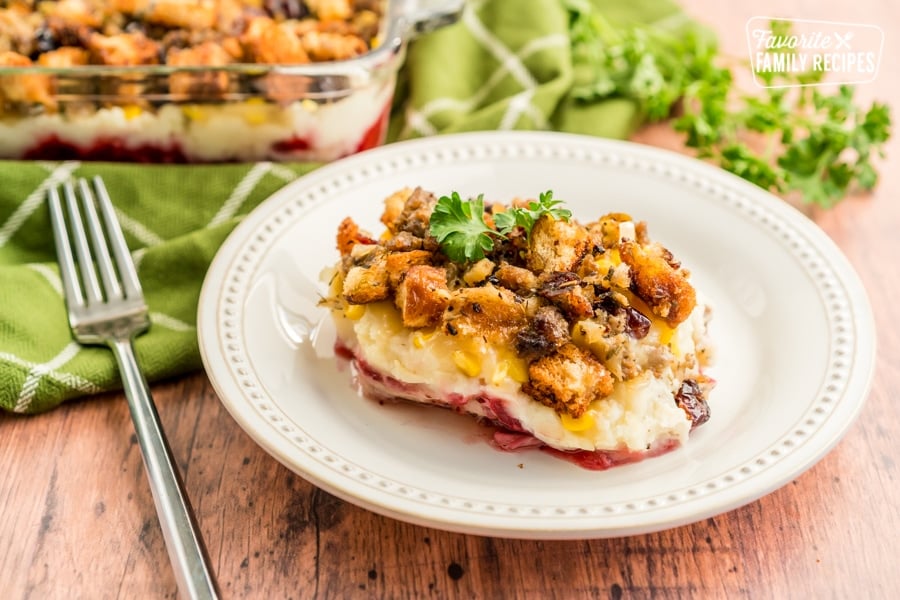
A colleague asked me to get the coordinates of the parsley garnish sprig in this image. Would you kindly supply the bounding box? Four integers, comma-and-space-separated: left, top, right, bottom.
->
494, 191, 572, 239
429, 192, 495, 264
429, 190, 570, 263
564, 1, 892, 207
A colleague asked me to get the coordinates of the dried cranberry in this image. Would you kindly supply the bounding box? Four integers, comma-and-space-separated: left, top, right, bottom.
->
674, 379, 710, 429
264, 0, 309, 20
31, 27, 58, 57
624, 306, 651, 339
592, 291, 623, 315
515, 306, 569, 360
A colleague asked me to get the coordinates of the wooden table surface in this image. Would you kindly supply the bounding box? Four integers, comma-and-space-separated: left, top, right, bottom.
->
2, 1, 898, 598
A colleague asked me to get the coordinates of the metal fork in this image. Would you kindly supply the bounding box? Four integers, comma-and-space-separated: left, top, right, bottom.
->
48, 177, 219, 600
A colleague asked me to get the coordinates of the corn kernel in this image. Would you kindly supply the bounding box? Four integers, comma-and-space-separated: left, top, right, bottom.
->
182, 105, 208, 122
122, 104, 143, 120
301, 99, 319, 113
453, 350, 481, 378
343, 304, 365, 320
561, 412, 596, 432
607, 248, 621, 265
242, 99, 269, 125
491, 361, 509, 386
657, 324, 675, 345
593, 249, 622, 280
669, 331, 681, 357
243, 110, 267, 125
412, 330, 434, 349
593, 258, 614, 280
507, 358, 529, 383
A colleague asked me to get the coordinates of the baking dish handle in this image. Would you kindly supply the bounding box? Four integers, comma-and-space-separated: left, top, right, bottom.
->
402, 0, 466, 37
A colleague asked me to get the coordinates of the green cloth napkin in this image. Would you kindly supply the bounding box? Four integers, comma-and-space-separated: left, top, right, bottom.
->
0, 0, 695, 413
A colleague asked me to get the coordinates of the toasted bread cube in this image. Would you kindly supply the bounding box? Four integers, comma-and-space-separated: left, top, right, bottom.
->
166, 41, 233, 96
442, 284, 528, 343
395, 265, 450, 328
0, 52, 52, 106
108, 0, 152, 14
301, 30, 367, 61
146, 0, 217, 30
494, 263, 537, 293
342, 252, 389, 304
336, 217, 377, 256
385, 250, 433, 288
241, 16, 309, 64
619, 239, 696, 327
522, 343, 614, 418
307, 0, 353, 21
87, 32, 160, 66
527, 215, 589, 273
380, 188, 413, 232
44, 0, 102, 27
36, 47, 89, 68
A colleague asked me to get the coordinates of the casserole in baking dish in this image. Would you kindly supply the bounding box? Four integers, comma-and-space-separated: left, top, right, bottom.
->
0, 0, 461, 162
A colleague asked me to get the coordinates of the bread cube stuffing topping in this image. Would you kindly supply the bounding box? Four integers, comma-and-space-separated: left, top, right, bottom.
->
325, 187, 714, 426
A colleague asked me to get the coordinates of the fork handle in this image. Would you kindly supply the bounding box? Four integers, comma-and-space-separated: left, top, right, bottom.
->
110, 338, 220, 600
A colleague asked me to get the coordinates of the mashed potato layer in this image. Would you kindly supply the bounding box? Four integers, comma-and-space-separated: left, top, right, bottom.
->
334, 300, 711, 453
323, 187, 715, 464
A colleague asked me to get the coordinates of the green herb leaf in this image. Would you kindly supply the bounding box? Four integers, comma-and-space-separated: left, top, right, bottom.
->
563, 5, 892, 207
429, 192, 496, 263
495, 190, 572, 238
429, 191, 573, 263
490, 209, 521, 235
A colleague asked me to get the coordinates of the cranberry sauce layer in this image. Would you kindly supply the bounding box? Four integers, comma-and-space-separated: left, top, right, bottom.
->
335, 341, 683, 471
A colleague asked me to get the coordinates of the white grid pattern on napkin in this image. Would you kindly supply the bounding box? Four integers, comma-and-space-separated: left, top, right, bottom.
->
2, 162, 292, 412
402, 0, 566, 138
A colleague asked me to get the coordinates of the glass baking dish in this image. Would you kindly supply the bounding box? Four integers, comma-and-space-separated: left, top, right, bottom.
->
0, 0, 462, 163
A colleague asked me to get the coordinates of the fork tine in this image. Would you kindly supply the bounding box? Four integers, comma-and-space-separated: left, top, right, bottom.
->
47, 186, 86, 311
79, 179, 124, 302
91, 176, 142, 300
62, 180, 104, 306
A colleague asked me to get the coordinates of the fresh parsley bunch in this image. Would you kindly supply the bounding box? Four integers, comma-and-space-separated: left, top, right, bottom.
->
564, 0, 892, 207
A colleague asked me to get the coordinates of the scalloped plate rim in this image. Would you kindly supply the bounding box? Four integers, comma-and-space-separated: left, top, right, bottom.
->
197, 131, 875, 539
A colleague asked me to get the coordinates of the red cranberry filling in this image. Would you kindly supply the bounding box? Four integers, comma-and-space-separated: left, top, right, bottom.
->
18, 98, 391, 163
336, 340, 684, 471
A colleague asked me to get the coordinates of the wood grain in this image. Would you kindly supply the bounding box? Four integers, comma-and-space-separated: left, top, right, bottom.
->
2, 0, 899, 597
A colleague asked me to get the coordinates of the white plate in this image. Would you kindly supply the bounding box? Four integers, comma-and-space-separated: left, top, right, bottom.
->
197, 131, 875, 539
